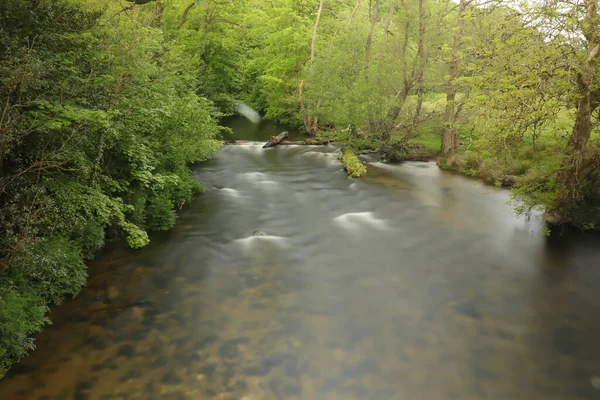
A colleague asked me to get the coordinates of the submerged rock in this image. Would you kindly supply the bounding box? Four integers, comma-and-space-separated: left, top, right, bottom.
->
160, 371, 183, 385
106, 286, 119, 300
116, 344, 136, 358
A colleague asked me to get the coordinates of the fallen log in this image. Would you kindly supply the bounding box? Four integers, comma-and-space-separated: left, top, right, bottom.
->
263, 131, 289, 148
302, 138, 333, 145
280, 138, 334, 146
224, 138, 334, 146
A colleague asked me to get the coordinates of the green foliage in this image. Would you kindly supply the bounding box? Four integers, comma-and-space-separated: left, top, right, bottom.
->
342, 149, 367, 178
147, 195, 177, 231
510, 147, 563, 219
563, 168, 600, 229
0, 287, 49, 377
0, 0, 220, 373
121, 222, 150, 249
243, 1, 312, 123
11, 236, 87, 304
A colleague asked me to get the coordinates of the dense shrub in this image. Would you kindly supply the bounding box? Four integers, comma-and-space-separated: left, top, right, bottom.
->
0, 0, 220, 373
0, 288, 49, 378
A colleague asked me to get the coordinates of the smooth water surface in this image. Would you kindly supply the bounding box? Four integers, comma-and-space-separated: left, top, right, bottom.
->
1, 132, 600, 400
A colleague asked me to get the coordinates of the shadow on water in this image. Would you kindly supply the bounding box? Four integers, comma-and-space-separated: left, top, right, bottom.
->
2, 119, 600, 400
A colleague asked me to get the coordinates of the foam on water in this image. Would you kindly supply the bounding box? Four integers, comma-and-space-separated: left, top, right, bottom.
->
243, 172, 268, 180
257, 180, 280, 187
400, 161, 440, 177
370, 161, 398, 170
371, 161, 439, 177
233, 235, 289, 249
332, 211, 389, 231
227, 143, 265, 154
301, 151, 341, 166
217, 188, 242, 198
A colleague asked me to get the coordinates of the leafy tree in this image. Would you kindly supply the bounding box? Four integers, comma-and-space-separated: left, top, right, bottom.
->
0, 0, 219, 374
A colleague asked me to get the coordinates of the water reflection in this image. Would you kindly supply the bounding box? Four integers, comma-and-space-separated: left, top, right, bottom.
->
1, 143, 600, 400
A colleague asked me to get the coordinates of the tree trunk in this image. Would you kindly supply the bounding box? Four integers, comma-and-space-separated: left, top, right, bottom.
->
441, 0, 466, 155
299, 80, 319, 135
546, 0, 600, 225
365, 0, 380, 65
350, 0, 361, 18
411, 0, 427, 133
379, 0, 396, 61
177, 2, 196, 29
311, 99, 321, 133
385, 20, 412, 124
263, 131, 289, 148
302, 1, 325, 136
310, 0, 325, 67
299, 80, 309, 132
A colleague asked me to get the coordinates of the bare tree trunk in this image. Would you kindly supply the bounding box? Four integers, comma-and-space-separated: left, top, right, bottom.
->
411, 0, 427, 134
303, 1, 325, 135
365, 0, 380, 65
299, 80, 320, 135
310, 0, 325, 67
299, 80, 309, 132
382, 0, 396, 37
379, 0, 396, 61
351, 0, 361, 18
546, 0, 600, 225
386, 20, 412, 124
441, 0, 466, 155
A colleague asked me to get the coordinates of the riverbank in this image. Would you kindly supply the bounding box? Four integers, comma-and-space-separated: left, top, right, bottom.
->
306, 131, 600, 231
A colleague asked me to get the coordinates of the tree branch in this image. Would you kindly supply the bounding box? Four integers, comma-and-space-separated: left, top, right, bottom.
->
178, 2, 196, 30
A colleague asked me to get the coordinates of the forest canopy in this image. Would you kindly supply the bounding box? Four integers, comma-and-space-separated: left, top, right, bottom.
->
1, 0, 600, 376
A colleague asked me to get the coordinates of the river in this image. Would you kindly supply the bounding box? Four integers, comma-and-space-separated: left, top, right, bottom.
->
1, 119, 600, 400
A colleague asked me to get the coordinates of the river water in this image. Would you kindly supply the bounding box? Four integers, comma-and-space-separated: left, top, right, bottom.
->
1, 123, 600, 400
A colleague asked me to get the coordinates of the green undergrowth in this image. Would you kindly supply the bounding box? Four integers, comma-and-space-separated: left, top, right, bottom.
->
410, 120, 443, 154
